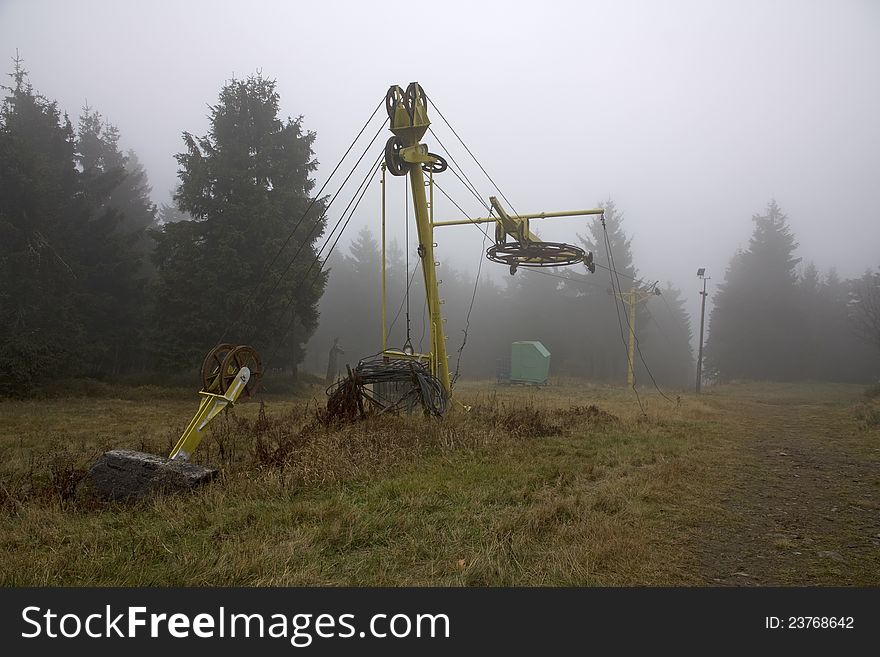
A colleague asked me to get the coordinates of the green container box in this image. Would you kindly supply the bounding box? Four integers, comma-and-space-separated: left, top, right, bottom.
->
510, 341, 550, 384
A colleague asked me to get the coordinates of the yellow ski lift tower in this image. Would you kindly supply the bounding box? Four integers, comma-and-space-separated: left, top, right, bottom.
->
611, 285, 661, 387
381, 82, 606, 398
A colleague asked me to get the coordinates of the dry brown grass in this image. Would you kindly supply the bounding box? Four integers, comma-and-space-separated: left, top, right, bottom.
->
0, 379, 876, 586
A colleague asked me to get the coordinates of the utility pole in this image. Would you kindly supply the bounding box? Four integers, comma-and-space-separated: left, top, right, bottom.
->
612, 285, 660, 387
627, 288, 637, 388
696, 269, 709, 393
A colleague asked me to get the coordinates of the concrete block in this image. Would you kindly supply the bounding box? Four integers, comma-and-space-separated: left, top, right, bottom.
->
77, 449, 218, 502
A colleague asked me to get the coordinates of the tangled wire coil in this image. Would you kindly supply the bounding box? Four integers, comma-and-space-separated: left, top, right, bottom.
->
326, 352, 448, 421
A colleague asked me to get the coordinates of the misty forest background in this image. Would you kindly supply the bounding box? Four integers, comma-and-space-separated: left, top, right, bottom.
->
2, 61, 879, 397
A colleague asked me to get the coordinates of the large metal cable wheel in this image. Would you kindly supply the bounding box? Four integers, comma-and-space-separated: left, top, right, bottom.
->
218, 345, 263, 399
385, 135, 408, 176
486, 241, 588, 274
201, 343, 236, 392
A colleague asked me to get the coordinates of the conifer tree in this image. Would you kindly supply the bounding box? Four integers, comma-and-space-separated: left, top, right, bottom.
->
0, 58, 154, 389
0, 57, 84, 392
705, 200, 803, 381
152, 73, 327, 371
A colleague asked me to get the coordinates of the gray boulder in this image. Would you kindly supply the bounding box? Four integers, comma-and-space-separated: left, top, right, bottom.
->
77, 449, 218, 502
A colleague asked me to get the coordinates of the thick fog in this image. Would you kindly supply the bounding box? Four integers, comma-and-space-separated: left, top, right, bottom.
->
3, 0, 878, 369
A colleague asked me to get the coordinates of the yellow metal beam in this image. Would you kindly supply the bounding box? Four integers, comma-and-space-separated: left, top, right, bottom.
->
169, 367, 250, 461
408, 161, 450, 393
433, 207, 605, 228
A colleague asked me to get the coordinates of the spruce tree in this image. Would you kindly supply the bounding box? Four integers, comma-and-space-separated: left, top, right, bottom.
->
705, 200, 803, 381
640, 284, 695, 389
153, 73, 327, 371
0, 57, 84, 392
0, 58, 154, 389
75, 108, 156, 373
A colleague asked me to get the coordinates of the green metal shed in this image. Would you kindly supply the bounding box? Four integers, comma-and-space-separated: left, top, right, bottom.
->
510, 341, 551, 385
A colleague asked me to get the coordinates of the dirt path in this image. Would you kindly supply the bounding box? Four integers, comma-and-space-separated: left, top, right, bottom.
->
693, 394, 880, 585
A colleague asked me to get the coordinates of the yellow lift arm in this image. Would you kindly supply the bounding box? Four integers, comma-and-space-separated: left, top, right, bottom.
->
169, 366, 250, 461
168, 343, 263, 461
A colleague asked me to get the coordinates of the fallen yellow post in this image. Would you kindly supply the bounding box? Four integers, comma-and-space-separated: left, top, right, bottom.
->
169, 366, 251, 461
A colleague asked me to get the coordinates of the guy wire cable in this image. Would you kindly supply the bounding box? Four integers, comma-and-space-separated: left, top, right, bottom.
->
604, 220, 675, 405
603, 216, 646, 413
426, 94, 520, 216
240, 117, 389, 344
452, 225, 487, 386
254, 149, 384, 348
263, 155, 383, 365
212, 98, 386, 346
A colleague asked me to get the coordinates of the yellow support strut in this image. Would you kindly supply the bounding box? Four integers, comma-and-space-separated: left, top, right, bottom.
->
169, 366, 251, 461
387, 83, 452, 393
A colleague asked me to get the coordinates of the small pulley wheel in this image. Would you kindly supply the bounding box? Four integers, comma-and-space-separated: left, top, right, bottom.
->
385, 85, 404, 122
219, 345, 263, 399
404, 82, 426, 123
385, 136, 408, 176
422, 153, 448, 174
201, 343, 235, 392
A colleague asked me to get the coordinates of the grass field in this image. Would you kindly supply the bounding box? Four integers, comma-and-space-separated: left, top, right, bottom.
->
1, 380, 878, 586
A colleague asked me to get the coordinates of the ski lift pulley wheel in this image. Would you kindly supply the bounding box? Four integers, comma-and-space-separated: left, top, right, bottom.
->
201, 343, 236, 392
219, 345, 263, 398
404, 82, 427, 121
385, 85, 405, 121
385, 135, 408, 176
486, 241, 588, 273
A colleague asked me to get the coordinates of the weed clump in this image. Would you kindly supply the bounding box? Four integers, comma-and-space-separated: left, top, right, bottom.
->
853, 402, 880, 431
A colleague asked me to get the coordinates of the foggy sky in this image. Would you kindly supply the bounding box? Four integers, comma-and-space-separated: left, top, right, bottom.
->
2, 0, 878, 336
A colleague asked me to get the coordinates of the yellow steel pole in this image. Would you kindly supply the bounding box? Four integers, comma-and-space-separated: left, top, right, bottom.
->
433, 208, 606, 228
381, 163, 387, 352
384, 83, 450, 394
409, 162, 450, 393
